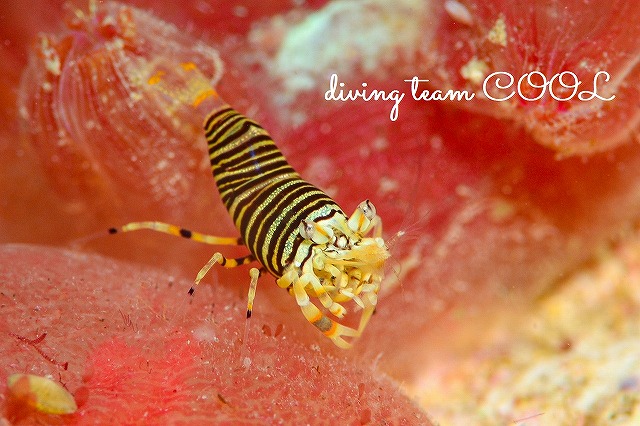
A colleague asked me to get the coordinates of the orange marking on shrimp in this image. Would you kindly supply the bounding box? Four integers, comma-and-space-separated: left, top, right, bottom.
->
309, 311, 324, 324
322, 319, 339, 337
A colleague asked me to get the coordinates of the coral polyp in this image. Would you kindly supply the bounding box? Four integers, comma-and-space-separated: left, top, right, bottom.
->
18, 1, 223, 217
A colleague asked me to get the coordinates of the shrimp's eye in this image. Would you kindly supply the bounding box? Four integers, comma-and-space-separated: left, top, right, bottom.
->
299, 220, 333, 244
299, 220, 315, 240
359, 200, 376, 220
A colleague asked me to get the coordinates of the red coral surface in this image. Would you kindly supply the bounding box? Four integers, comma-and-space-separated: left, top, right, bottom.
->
0, 245, 429, 424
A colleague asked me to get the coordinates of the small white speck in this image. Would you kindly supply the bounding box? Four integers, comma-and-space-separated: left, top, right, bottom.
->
378, 176, 399, 194
460, 57, 489, 85
455, 184, 472, 197
195, 1, 213, 14
444, 0, 473, 26
233, 5, 248, 18
487, 15, 507, 46
156, 159, 169, 170
193, 325, 218, 343
430, 135, 443, 150
18, 106, 29, 120
372, 136, 388, 151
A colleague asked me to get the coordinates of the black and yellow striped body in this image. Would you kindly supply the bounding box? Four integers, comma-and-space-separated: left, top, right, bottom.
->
204, 107, 344, 277
103, 67, 386, 348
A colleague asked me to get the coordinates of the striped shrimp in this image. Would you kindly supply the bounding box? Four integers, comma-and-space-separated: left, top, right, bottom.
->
110, 64, 389, 348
